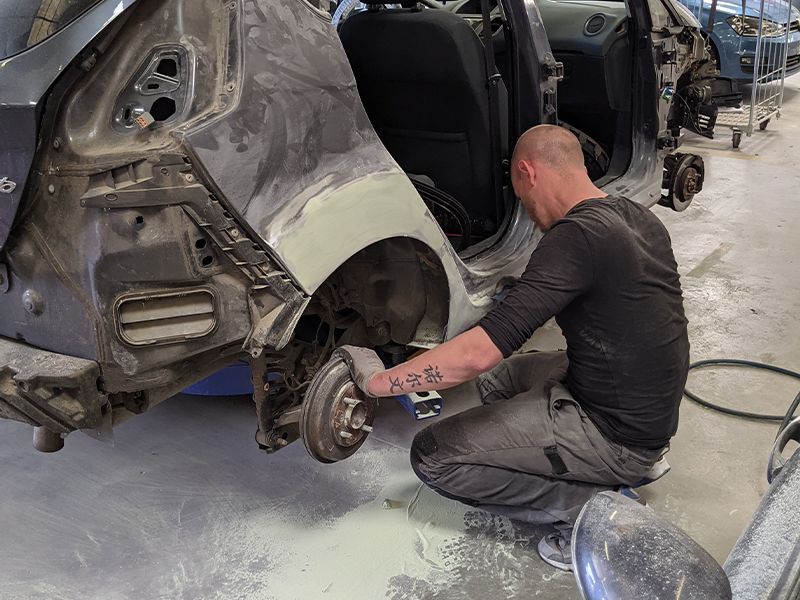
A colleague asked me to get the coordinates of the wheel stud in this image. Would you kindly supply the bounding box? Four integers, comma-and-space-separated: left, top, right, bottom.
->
339, 431, 354, 439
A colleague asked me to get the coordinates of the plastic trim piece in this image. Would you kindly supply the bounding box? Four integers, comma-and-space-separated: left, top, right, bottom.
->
114, 287, 218, 347
584, 13, 607, 36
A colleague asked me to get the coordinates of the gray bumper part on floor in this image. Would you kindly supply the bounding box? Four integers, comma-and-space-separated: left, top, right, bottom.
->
0, 336, 106, 433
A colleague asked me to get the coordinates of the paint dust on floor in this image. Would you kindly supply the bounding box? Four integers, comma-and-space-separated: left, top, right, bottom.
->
254, 448, 574, 600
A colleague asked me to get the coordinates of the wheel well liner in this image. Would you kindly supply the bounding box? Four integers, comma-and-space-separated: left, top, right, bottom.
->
308, 237, 450, 348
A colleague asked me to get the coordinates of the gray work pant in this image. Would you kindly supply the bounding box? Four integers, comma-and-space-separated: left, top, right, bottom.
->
409, 351, 665, 527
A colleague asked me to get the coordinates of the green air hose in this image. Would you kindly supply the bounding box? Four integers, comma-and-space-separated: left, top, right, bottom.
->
684, 359, 800, 435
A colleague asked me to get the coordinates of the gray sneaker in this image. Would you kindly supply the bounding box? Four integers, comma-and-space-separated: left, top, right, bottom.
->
634, 456, 671, 487
537, 531, 573, 572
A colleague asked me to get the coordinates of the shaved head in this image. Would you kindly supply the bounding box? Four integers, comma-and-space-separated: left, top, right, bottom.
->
510, 124, 604, 230
511, 124, 585, 175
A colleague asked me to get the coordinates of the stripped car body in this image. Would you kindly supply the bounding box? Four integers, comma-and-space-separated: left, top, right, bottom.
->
1, 0, 719, 457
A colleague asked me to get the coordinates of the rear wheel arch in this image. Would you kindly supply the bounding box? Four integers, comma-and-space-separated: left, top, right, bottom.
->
301, 236, 452, 350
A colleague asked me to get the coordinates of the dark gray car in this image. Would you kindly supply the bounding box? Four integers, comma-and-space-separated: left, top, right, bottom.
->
0, 0, 724, 460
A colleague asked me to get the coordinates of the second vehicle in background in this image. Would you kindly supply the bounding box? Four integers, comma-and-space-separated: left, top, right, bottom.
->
679, 0, 800, 81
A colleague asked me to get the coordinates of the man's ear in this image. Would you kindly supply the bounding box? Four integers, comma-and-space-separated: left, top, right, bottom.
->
518, 159, 536, 187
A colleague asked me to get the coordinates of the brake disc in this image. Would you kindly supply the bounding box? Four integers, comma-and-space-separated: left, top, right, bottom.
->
659, 152, 705, 212
299, 358, 375, 463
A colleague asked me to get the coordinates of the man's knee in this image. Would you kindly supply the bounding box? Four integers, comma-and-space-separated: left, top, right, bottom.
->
410, 425, 462, 487
410, 427, 439, 484
409, 426, 481, 507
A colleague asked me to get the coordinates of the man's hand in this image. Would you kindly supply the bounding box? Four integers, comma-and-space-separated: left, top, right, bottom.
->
331, 345, 385, 395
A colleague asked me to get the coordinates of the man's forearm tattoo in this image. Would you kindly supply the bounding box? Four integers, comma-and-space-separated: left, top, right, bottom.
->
406, 372, 422, 388
390, 365, 444, 395
422, 364, 444, 384
389, 376, 404, 394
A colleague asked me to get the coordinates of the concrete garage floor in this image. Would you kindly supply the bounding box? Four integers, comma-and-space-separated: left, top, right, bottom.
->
2, 79, 800, 600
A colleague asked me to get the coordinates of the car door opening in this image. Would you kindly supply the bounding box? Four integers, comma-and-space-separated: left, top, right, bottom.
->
339, 2, 509, 250
337, 0, 640, 252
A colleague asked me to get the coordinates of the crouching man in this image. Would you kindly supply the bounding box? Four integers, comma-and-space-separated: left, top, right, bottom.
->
335, 124, 689, 571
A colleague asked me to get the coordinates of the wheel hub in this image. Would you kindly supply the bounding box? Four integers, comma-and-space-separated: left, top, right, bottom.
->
330, 382, 374, 447
678, 167, 700, 203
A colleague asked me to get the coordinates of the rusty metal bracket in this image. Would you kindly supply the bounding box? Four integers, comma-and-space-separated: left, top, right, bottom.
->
249, 353, 302, 453
250, 352, 272, 449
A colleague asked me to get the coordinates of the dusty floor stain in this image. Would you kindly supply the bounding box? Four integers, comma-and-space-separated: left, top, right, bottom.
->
686, 242, 734, 278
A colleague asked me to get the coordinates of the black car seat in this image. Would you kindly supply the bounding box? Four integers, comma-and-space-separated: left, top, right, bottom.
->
339, 4, 508, 236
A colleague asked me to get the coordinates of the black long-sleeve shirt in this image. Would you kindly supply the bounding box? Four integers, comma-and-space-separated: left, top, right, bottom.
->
479, 196, 689, 449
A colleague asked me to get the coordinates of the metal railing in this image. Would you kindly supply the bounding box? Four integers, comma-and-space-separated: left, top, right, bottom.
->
702, 0, 795, 146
